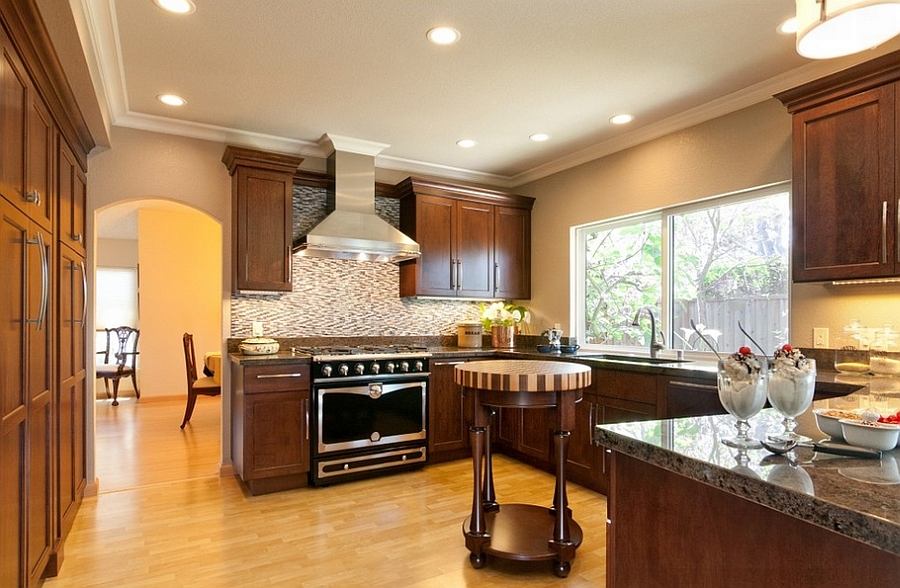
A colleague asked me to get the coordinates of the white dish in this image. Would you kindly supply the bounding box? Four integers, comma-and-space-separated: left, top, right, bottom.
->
812, 408, 862, 440
239, 337, 280, 355
839, 419, 900, 451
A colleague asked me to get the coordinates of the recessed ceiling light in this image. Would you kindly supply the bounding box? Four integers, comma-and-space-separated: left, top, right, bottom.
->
529, 133, 550, 142
157, 94, 187, 106
778, 17, 798, 35
456, 139, 477, 148
427, 26, 461, 45
153, 0, 196, 14
609, 114, 634, 125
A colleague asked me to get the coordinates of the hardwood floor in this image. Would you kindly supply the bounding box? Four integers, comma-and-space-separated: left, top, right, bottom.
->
45, 397, 608, 587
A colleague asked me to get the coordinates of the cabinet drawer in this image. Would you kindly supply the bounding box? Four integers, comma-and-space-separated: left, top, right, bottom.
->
244, 364, 310, 392
593, 369, 659, 404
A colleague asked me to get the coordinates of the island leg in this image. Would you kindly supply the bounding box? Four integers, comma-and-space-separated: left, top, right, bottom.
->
482, 408, 498, 512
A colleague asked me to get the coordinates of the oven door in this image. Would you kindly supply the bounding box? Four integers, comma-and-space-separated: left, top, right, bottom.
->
316, 380, 427, 454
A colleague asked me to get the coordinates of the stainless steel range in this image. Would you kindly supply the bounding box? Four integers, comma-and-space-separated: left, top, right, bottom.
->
296, 345, 431, 485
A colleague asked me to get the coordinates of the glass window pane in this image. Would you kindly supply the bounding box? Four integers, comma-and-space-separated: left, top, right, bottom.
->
671, 192, 790, 354
582, 218, 661, 347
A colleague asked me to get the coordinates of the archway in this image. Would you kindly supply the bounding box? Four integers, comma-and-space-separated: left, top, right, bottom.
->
93, 198, 223, 491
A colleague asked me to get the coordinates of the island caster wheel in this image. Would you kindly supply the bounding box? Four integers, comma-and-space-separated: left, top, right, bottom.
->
553, 560, 570, 578
469, 552, 486, 569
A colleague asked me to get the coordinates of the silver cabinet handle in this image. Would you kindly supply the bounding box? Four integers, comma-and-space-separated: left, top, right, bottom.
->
75, 261, 88, 326
73, 232, 83, 243
24, 189, 41, 207
456, 259, 461, 291
882, 201, 888, 264
256, 373, 306, 379
667, 380, 717, 391
494, 262, 499, 294
26, 231, 49, 330
450, 259, 456, 290
304, 397, 309, 441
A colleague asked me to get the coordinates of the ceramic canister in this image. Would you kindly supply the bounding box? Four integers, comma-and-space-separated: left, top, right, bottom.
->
457, 321, 483, 348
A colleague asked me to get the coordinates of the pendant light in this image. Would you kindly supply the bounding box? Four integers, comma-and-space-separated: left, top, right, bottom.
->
796, 0, 900, 59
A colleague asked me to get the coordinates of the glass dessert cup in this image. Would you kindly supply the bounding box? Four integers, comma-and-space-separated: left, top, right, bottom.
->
767, 359, 816, 443
717, 357, 768, 449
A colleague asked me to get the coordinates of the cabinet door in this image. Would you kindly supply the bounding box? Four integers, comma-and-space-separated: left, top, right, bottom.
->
519, 407, 552, 462
56, 248, 86, 542
596, 395, 658, 495
0, 198, 29, 588
493, 205, 531, 299
244, 390, 309, 480
411, 195, 456, 296
428, 359, 471, 460
26, 93, 53, 231
58, 141, 86, 255
792, 84, 897, 281
566, 393, 602, 489
456, 201, 493, 298
0, 31, 27, 215
232, 166, 293, 292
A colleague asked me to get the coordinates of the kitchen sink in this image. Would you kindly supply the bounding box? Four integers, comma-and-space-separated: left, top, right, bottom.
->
578, 353, 692, 365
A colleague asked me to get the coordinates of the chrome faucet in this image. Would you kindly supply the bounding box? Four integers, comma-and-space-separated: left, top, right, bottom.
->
632, 306, 665, 359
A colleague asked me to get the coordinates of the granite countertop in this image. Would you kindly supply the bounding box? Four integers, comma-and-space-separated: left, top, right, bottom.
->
595, 388, 900, 556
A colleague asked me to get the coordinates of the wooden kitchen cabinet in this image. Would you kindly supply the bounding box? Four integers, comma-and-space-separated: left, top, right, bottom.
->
776, 51, 900, 282
660, 373, 723, 418
397, 177, 534, 299
428, 357, 478, 463
54, 245, 87, 554
222, 146, 303, 293
57, 140, 86, 255
232, 362, 311, 495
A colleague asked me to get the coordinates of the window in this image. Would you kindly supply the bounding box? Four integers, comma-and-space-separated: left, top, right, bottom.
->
574, 183, 790, 356
95, 267, 139, 364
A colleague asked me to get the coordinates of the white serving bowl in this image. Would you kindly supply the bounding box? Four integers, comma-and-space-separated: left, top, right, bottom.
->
239, 337, 280, 355
812, 408, 861, 440
839, 419, 900, 451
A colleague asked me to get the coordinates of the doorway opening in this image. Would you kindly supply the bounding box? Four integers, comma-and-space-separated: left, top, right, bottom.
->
94, 199, 222, 492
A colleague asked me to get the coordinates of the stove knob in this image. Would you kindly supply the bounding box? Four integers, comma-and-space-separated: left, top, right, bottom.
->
414, 360, 424, 372
400, 361, 409, 373
321, 364, 332, 377
338, 363, 349, 377
386, 362, 395, 373
355, 363, 365, 375
370, 363, 381, 374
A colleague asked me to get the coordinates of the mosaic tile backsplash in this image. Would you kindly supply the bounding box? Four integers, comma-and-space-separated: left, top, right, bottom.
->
230, 184, 485, 337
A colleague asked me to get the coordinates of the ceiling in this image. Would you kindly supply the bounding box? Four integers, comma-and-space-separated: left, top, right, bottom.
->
68, 0, 900, 190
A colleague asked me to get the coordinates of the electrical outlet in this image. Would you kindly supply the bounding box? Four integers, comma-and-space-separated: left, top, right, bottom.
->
813, 327, 829, 349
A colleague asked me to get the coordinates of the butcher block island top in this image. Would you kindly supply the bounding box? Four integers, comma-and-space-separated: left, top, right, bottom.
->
454, 359, 591, 397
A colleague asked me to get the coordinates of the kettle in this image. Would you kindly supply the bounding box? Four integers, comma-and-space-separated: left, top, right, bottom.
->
543, 324, 563, 348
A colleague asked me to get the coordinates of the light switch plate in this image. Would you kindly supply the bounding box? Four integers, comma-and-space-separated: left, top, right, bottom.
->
813, 327, 829, 349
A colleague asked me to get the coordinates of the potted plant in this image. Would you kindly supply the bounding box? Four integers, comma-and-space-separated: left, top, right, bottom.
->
481, 301, 529, 348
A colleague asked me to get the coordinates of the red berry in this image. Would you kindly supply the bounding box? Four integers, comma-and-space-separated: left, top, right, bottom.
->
738, 346, 752, 355
782, 344, 793, 352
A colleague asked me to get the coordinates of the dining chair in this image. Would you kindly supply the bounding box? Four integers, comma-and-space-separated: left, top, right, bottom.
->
96, 326, 140, 406
181, 332, 221, 428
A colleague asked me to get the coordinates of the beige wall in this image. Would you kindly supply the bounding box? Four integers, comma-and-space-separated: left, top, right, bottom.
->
96, 238, 137, 267
137, 208, 221, 398
517, 98, 900, 349
518, 99, 793, 334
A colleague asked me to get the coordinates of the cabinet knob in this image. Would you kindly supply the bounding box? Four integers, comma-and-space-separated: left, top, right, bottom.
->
73, 232, 83, 243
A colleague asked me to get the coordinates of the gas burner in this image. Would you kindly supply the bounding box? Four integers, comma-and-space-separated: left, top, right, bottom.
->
292, 345, 429, 358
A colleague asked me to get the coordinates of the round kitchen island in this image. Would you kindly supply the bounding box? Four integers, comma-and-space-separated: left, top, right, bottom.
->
454, 359, 592, 577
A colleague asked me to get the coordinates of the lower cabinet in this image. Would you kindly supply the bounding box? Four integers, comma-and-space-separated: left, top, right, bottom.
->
661, 375, 723, 418
428, 358, 477, 463
232, 363, 310, 495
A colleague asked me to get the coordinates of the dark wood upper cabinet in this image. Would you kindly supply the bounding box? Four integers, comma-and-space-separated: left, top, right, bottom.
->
223, 146, 303, 293
776, 50, 900, 282
397, 177, 534, 299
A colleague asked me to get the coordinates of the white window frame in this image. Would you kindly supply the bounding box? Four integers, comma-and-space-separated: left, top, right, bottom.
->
572, 181, 791, 357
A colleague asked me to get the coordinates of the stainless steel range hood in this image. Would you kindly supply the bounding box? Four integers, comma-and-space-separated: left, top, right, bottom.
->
293, 134, 420, 263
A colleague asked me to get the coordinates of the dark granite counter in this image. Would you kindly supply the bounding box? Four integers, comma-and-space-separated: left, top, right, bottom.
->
595, 387, 900, 556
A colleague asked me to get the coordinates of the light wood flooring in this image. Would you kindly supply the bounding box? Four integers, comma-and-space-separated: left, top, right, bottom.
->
44, 397, 608, 587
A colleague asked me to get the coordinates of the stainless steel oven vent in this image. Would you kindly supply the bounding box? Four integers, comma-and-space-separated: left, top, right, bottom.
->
292, 134, 420, 263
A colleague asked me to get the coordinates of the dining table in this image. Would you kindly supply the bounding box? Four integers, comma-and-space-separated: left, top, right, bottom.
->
203, 351, 222, 384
